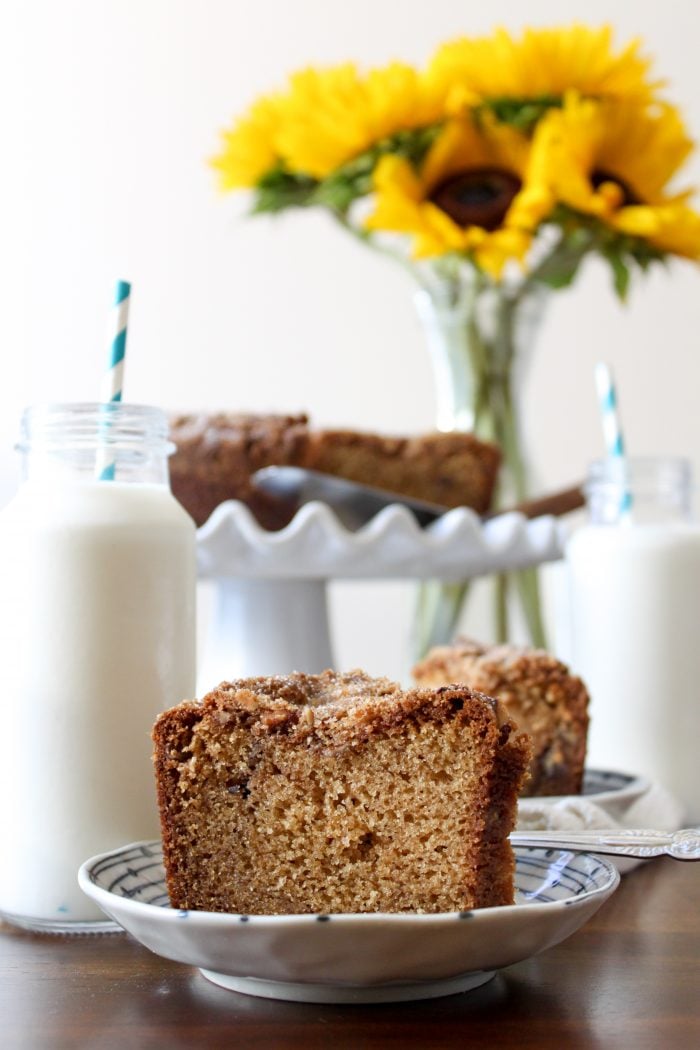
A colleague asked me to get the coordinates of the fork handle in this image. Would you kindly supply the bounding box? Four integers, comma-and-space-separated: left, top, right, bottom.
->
510, 827, 700, 860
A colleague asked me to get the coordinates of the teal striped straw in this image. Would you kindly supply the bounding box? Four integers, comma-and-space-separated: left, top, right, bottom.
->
96, 280, 131, 480
594, 362, 632, 514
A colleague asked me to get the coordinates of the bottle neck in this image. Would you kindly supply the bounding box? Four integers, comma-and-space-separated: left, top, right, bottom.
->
17, 404, 174, 486
586, 457, 693, 525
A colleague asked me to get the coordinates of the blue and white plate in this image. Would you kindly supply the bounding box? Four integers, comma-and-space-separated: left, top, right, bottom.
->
581, 768, 648, 801
78, 840, 619, 1004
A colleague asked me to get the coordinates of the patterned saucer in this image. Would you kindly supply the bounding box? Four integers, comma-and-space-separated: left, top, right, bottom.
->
78, 840, 619, 1004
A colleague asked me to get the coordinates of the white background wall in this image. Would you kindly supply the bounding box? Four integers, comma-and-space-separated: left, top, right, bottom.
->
2, 0, 700, 681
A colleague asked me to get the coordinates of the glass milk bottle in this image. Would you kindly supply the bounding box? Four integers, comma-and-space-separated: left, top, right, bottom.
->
567, 457, 700, 821
0, 404, 196, 931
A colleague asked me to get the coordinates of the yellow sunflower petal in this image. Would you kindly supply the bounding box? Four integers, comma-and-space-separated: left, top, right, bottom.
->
365, 156, 426, 234
273, 62, 447, 178
528, 94, 696, 218
421, 116, 531, 190
211, 95, 281, 189
507, 183, 555, 231
366, 162, 467, 259
596, 101, 694, 203
474, 228, 531, 278
373, 154, 424, 202
525, 95, 603, 213
416, 203, 471, 256
429, 24, 659, 109
612, 203, 700, 259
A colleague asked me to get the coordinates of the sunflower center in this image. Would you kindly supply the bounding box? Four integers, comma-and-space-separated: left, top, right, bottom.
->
429, 168, 522, 231
591, 170, 640, 206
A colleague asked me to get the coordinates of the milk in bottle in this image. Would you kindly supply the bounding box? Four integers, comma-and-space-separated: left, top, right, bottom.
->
567, 458, 700, 821
0, 404, 196, 930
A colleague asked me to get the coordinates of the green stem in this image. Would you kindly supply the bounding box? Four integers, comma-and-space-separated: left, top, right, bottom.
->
413, 580, 471, 658
514, 567, 547, 648
487, 292, 547, 647
330, 211, 419, 279
514, 229, 595, 303
465, 279, 494, 434
495, 574, 509, 643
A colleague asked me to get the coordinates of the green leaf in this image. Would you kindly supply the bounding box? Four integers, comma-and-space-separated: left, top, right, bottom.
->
536, 266, 580, 290
390, 124, 442, 164
250, 168, 318, 214
311, 124, 443, 213
540, 206, 671, 295
313, 172, 373, 213
629, 240, 666, 271
605, 250, 631, 300
475, 95, 562, 134
532, 243, 589, 289
249, 123, 444, 217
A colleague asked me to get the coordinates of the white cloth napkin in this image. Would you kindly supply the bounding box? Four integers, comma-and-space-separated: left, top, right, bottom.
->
517, 781, 685, 874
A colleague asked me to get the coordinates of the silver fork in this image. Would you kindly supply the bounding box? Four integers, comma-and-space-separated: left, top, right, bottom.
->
510, 827, 700, 860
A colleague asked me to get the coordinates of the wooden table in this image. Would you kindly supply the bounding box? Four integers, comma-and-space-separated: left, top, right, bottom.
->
2, 857, 698, 1050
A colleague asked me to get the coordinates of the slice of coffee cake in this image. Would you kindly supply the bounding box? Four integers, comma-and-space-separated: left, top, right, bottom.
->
413, 640, 589, 797
152, 670, 531, 915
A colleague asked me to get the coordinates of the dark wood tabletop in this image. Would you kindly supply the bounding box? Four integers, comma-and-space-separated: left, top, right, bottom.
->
1, 857, 698, 1050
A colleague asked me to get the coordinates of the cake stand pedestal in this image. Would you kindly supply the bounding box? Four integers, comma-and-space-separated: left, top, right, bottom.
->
199, 578, 333, 682
196, 500, 565, 689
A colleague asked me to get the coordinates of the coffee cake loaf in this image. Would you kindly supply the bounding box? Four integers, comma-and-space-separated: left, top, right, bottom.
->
169, 413, 500, 529
413, 640, 589, 797
152, 670, 531, 914
305, 428, 500, 516
169, 413, 309, 530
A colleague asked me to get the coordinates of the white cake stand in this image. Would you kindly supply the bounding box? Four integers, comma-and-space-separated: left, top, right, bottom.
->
196, 500, 565, 688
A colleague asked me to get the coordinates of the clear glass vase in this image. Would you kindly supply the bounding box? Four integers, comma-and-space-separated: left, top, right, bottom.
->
413, 274, 549, 656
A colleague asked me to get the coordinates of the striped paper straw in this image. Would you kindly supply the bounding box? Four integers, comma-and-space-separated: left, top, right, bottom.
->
96, 280, 131, 480
594, 362, 632, 514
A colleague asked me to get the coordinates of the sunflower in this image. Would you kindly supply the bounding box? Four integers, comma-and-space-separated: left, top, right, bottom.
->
272, 62, 447, 179
211, 94, 283, 190
528, 94, 700, 259
429, 24, 660, 115
365, 118, 551, 277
